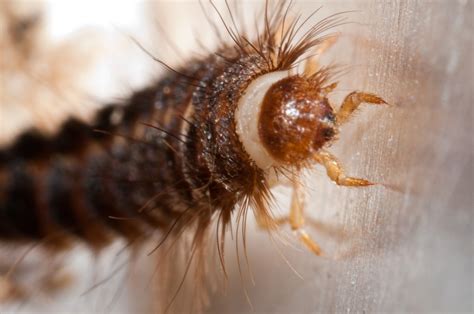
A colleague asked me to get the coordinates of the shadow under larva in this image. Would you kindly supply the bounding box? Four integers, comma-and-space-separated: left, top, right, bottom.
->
0, 1, 388, 312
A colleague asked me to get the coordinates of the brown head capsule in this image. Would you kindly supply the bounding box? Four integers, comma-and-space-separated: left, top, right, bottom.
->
235, 71, 339, 170
259, 75, 337, 166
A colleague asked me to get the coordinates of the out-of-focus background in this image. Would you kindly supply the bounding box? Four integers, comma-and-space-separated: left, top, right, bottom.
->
0, 0, 472, 313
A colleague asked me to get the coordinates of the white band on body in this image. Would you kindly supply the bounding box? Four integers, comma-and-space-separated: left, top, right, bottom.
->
235, 71, 290, 170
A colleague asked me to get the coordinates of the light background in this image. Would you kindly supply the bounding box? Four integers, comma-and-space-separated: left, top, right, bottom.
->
0, 1, 472, 313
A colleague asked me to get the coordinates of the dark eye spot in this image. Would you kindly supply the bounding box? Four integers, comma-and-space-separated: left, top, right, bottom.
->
325, 112, 335, 122
322, 128, 335, 140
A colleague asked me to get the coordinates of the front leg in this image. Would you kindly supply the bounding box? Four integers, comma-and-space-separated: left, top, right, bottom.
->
314, 151, 374, 187
336, 92, 386, 125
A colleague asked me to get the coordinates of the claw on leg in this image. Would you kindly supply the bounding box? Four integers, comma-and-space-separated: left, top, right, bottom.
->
314, 150, 374, 187
298, 230, 322, 256
336, 92, 387, 125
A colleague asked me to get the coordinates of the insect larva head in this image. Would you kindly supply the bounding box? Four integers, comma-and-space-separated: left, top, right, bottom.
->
258, 75, 336, 165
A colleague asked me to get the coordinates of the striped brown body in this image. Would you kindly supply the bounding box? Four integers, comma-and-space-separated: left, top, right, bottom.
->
0, 0, 353, 256
0, 49, 270, 247
0, 2, 392, 312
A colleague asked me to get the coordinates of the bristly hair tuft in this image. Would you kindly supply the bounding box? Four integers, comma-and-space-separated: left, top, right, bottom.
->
209, 0, 349, 73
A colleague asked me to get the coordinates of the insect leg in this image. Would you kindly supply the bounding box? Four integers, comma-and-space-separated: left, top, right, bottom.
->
314, 150, 374, 187
336, 92, 386, 125
254, 212, 285, 230
304, 35, 339, 76
254, 180, 323, 255
0, 274, 25, 303
289, 180, 323, 256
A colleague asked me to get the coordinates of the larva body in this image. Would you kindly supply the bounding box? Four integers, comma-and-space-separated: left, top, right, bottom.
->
0, 50, 271, 247
0, 1, 387, 309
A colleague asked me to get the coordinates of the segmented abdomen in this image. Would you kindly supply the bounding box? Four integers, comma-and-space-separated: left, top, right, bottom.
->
0, 51, 267, 248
